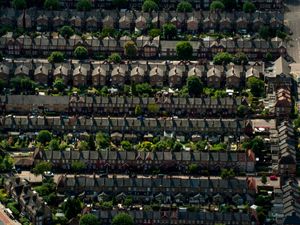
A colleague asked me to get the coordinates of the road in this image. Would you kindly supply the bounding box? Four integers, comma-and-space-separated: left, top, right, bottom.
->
285, 0, 300, 62
0, 204, 21, 225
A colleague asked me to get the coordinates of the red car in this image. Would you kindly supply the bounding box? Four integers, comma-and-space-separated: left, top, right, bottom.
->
270, 175, 278, 181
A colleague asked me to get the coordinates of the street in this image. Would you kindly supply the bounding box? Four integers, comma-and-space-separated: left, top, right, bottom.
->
0, 203, 21, 225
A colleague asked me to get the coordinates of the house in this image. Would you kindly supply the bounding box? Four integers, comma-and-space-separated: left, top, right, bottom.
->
92, 66, 107, 86
53, 65, 69, 85
15, 64, 30, 77
130, 66, 145, 84
119, 14, 132, 30
4, 177, 52, 225
207, 66, 222, 88
275, 88, 292, 118
73, 65, 88, 86
150, 65, 164, 87
34, 64, 49, 85
111, 65, 126, 86
226, 65, 241, 88
168, 66, 183, 87
0, 64, 10, 82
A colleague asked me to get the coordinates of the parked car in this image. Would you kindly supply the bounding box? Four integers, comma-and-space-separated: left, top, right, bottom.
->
269, 175, 278, 181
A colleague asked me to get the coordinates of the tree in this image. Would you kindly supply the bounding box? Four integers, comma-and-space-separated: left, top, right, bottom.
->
243, 1, 256, 13
124, 41, 137, 59
121, 140, 132, 151
12, 0, 26, 9
76, 0, 92, 11
247, 77, 265, 97
172, 141, 183, 152
33, 162, 52, 175
53, 78, 65, 92
186, 76, 203, 97
48, 139, 60, 151
37, 130, 52, 145
176, 41, 193, 60
265, 52, 273, 62
188, 163, 198, 174
147, 103, 159, 115
48, 51, 64, 63
220, 168, 235, 179
148, 28, 161, 38
74, 46, 88, 60
134, 83, 153, 96
71, 161, 86, 173
44, 0, 59, 10
213, 52, 233, 65
177, 1, 193, 12
142, 0, 159, 12
258, 26, 271, 40
78, 141, 89, 151
210, 1, 224, 11
10, 76, 37, 94
96, 132, 110, 149
233, 52, 248, 65
237, 105, 248, 117
80, 214, 100, 225
163, 23, 177, 40
59, 26, 74, 39
261, 175, 267, 184
108, 53, 122, 63
112, 213, 134, 225
63, 198, 82, 219
135, 105, 142, 116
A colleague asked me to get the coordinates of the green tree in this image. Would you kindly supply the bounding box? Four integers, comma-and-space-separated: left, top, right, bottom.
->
74, 46, 88, 60
134, 83, 153, 96
78, 141, 89, 151
188, 163, 198, 174
124, 41, 137, 59
112, 213, 134, 225
135, 105, 142, 116
259, 26, 271, 40
172, 141, 183, 152
44, 0, 59, 9
213, 52, 233, 65
163, 23, 177, 40
121, 140, 132, 151
71, 161, 86, 173
237, 105, 248, 117
48, 139, 60, 151
112, 0, 128, 8
148, 28, 161, 38
243, 1, 256, 13
196, 140, 207, 151
63, 198, 82, 219
210, 1, 224, 11
108, 53, 122, 63
147, 103, 159, 115
261, 175, 267, 184
12, 0, 26, 9
80, 214, 100, 225
53, 78, 66, 92
265, 52, 273, 62
142, 0, 159, 12
33, 161, 52, 175
96, 132, 110, 149
100, 28, 116, 38
247, 77, 265, 97
186, 76, 203, 97
233, 52, 248, 65
37, 130, 52, 145
76, 0, 92, 11
10, 76, 37, 94
59, 26, 74, 39
48, 51, 64, 63
177, 1, 193, 12
220, 168, 235, 179
176, 41, 193, 60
